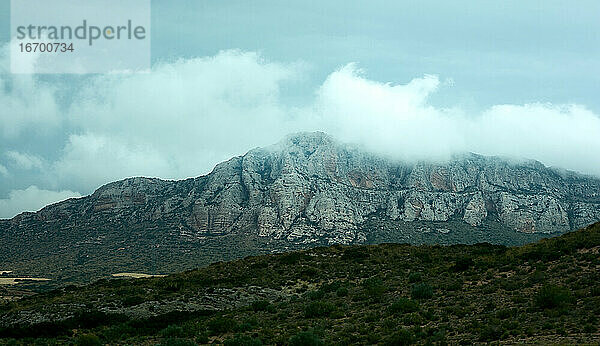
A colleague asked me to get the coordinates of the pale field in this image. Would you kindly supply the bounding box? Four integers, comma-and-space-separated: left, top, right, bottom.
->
0, 277, 51, 285
112, 273, 167, 279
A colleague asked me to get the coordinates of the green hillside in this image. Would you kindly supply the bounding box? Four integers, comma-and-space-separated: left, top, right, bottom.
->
1, 222, 599, 345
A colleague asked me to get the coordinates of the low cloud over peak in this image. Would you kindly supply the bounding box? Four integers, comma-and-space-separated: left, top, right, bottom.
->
1, 48, 600, 218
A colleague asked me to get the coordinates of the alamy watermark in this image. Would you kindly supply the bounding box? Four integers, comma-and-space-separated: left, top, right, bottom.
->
10, 0, 151, 73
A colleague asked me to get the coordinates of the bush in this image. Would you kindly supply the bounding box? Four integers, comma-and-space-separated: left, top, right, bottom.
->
408, 272, 422, 283
224, 335, 263, 346
208, 317, 238, 335
336, 287, 349, 297
161, 280, 185, 292
289, 331, 324, 346
196, 334, 209, 344
122, 295, 145, 307
452, 257, 474, 272
251, 300, 271, 312
363, 277, 386, 300
320, 281, 342, 293
341, 247, 370, 261
479, 324, 503, 341
535, 285, 571, 309
159, 325, 186, 338
411, 283, 433, 300
279, 252, 309, 265
389, 298, 419, 314
495, 308, 515, 320
304, 290, 325, 300
384, 329, 414, 345
76, 334, 101, 346
157, 338, 196, 346
305, 301, 335, 318
442, 279, 463, 291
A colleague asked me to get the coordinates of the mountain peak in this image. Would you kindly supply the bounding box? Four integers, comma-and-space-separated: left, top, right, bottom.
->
1, 133, 599, 282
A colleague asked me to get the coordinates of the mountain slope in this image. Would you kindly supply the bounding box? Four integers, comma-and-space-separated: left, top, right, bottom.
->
1, 132, 600, 282
1, 222, 599, 345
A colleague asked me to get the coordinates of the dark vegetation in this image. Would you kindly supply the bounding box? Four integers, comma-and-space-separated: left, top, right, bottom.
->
0, 222, 599, 345
0, 218, 549, 287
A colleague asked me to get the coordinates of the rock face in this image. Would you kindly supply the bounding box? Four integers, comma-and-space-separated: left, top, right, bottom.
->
1, 132, 599, 280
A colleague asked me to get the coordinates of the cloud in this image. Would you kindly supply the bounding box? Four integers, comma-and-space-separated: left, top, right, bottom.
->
0, 164, 7, 176
311, 65, 600, 171
5, 151, 44, 170
471, 103, 600, 175
2, 50, 600, 218
312, 65, 465, 161
59, 50, 301, 188
0, 45, 62, 139
52, 133, 173, 192
0, 186, 81, 219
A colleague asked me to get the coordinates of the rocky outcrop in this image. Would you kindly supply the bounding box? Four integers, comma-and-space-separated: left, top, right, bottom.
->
1, 132, 599, 280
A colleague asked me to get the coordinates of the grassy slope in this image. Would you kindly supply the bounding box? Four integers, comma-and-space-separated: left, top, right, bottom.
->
0, 222, 599, 345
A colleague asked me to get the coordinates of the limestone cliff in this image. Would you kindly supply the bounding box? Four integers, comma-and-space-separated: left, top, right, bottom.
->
1, 132, 599, 281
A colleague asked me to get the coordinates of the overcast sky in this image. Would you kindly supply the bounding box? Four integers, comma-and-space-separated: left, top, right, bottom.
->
1, 0, 600, 218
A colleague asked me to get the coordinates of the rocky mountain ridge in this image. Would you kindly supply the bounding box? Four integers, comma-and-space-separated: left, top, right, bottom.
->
1, 132, 599, 281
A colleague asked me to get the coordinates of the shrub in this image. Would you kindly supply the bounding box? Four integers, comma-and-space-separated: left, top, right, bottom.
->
479, 324, 503, 341
320, 281, 342, 293
196, 334, 209, 344
224, 335, 263, 346
384, 329, 414, 345
251, 300, 271, 312
336, 287, 349, 297
122, 295, 145, 307
305, 301, 335, 318
341, 247, 370, 261
442, 279, 463, 291
363, 277, 386, 300
408, 272, 422, 283
495, 308, 515, 320
157, 338, 196, 346
411, 283, 433, 300
75, 334, 101, 346
161, 280, 185, 292
534, 285, 571, 309
389, 298, 419, 314
289, 331, 324, 346
208, 317, 238, 335
279, 252, 309, 265
159, 325, 186, 338
304, 290, 325, 300
452, 257, 474, 272
301, 267, 320, 279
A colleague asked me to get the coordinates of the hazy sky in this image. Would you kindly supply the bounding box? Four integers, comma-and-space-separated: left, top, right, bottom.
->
1, 1, 600, 218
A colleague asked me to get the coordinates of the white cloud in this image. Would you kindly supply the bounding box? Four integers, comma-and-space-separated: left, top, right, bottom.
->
5, 151, 44, 170
0, 45, 62, 139
52, 133, 173, 192
2, 50, 600, 219
59, 50, 301, 187
311, 65, 600, 171
311, 65, 465, 161
471, 103, 600, 175
0, 164, 8, 176
0, 186, 81, 219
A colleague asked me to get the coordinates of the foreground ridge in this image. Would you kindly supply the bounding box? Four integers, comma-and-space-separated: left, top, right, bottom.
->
1, 222, 599, 344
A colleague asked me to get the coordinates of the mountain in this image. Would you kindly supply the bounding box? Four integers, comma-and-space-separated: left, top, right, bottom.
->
1, 222, 599, 344
1, 132, 600, 282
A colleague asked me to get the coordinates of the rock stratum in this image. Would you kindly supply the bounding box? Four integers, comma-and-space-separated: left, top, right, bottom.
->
1, 132, 599, 282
